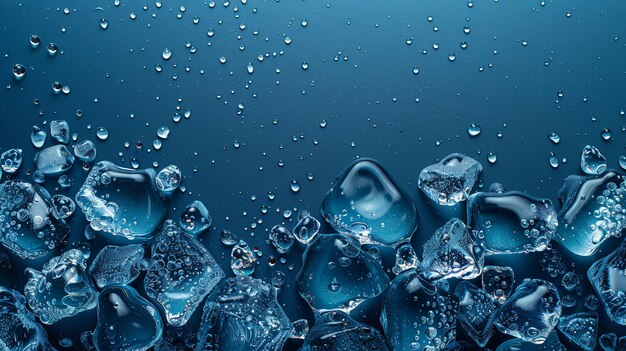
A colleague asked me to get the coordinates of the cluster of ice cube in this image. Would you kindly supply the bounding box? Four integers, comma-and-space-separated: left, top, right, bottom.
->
2, 125, 626, 351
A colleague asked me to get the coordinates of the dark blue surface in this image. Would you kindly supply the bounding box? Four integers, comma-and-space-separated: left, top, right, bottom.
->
1, 0, 626, 349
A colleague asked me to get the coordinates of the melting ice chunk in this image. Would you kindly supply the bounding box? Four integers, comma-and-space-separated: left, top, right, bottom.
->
292, 210, 320, 244
155, 165, 182, 193
74, 140, 97, 162
91, 284, 163, 351
296, 233, 389, 312
0, 148, 23, 174
495, 279, 562, 344
495, 331, 567, 351
467, 187, 558, 254
581, 145, 607, 175
195, 276, 292, 351
24, 249, 97, 324
144, 220, 224, 327
588, 241, 626, 325
600, 333, 617, 351
482, 265, 515, 304
381, 269, 458, 351
230, 240, 256, 276
269, 224, 294, 253
0, 179, 70, 259
557, 312, 598, 351
454, 281, 498, 347
89, 244, 145, 288
0, 287, 57, 350
180, 200, 212, 236
320, 158, 419, 246
75, 161, 167, 240
34, 145, 74, 175
420, 218, 483, 280
418, 153, 482, 206
556, 171, 626, 256
300, 311, 389, 351
50, 120, 70, 144
31, 126, 47, 148
392, 242, 419, 275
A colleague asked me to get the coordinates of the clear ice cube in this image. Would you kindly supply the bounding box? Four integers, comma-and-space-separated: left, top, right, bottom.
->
0, 148, 23, 174
269, 224, 294, 253
495, 279, 562, 344
392, 242, 419, 275
144, 220, 224, 327
292, 210, 320, 244
381, 269, 459, 351
557, 312, 598, 351
454, 281, 499, 347
74, 140, 97, 162
24, 249, 98, 324
50, 120, 70, 144
581, 145, 607, 175
320, 158, 419, 246
34, 145, 74, 176
296, 233, 390, 312
31, 126, 47, 148
0, 179, 70, 259
556, 171, 626, 256
91, 284, 163, 351
180, 200, 212, 236
420, 218, 483, 280
76, 161, 167, 240
195, 276, 292, 351
495, 331, 566, 351
600, 333, 617, 351
89, 244, 145, 288
467, 188, 558, 254
481, 265, 515, 304
300, 311, 390, 351
155, 165, 182, 193
0, 287, 57, 350
230, 239, 256, 276
418, 153, 482, 206
587, 241, 626, 325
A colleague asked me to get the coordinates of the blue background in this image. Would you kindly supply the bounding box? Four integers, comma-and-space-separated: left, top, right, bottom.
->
1, 0, 626, 349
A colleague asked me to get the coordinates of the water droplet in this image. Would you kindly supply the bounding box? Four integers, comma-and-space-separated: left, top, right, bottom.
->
99, 18, 108, 30
12, 64, 26, 81
162, 48, 172, 60
468, 123, 481, 137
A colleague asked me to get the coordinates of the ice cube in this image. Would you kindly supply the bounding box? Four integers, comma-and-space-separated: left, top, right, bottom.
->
381, 269, 459, 351
34, 145, 74, 175
320, 158, 419, 246
0, 287, 56, 350
0, 179, 70, 259
75, 161, 167, 240
300, 311, 389, 351
557, 312, 598, 351
495, 279, 562, 344
91, 284, 163, 351
420, 218, 483, 280
144, 220, 224, 326
296, 233, 389, 312
556, 171, 626, 256
89, 244, 145, 288
481, 265, 515, 304
454, 281, 498, 347
50, 120, 70, 144
24, 249, 98, 324
467, 187, 558, 254
587, 241, 626, 325
581, 145, 607, 175
195, 276, 292, 351
418, 153, 482, 206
